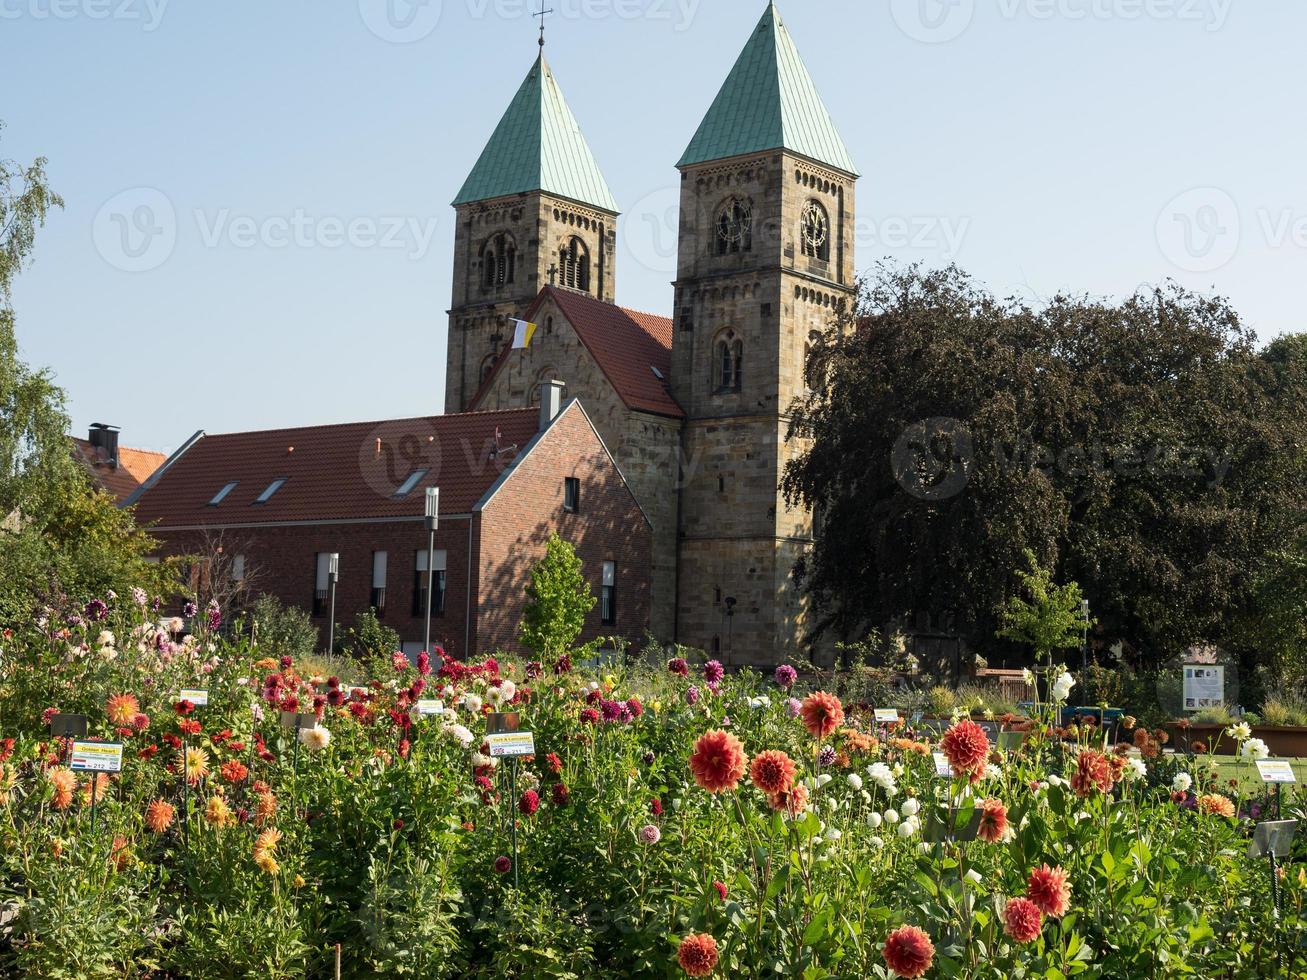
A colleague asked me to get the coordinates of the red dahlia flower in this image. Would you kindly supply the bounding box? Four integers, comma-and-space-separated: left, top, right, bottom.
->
882, 925, 934, 978
689, 729, 746, 794
1070, 749, 1114, 798
940, 720, 990, 781
1027, 864, 1071, 918
977, 798, 1009, 843
750, 750, 797, 796
1003, 897, 1043, 943
677, 933, 719, 977
518, 790, 540, 815
800, 691, 845, 740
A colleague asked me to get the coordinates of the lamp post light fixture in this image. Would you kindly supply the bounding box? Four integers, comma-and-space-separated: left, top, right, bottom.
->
423, 487, 439, 657
326, 553, 340, 655
724, 596, 737, 658
1080, 598, 1091, 672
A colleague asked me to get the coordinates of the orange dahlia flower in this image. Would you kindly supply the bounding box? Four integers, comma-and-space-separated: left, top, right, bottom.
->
1027, 864, 1071, 918
48, 767, 76, 810
677, 933, 719, 977
767, 781, 809, 816
1198, 793, 1235, 818
145, 799, 175, 833
977, 797, 1009, 843
106, 693, 140, 726
689, 730, 746, 794
800, 691, 844, 740
1070, 750, 1114, 798
940, 720, 990, 781
1003, 896, 1043, 943
750, 750, 797, 795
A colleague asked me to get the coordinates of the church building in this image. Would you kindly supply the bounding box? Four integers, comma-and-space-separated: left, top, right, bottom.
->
454, 2, 858, 664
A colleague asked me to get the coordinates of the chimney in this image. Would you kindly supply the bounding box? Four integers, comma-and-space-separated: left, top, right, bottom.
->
539, 381, 566, 429
88, 423, 120, 469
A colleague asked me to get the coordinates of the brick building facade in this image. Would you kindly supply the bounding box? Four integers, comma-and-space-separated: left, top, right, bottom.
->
131, 396, 651, 658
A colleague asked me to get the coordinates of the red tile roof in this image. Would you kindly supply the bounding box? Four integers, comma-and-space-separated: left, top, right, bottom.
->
72, 438, 167, 504
471, 287, 682, 419
130, 409, 541, 528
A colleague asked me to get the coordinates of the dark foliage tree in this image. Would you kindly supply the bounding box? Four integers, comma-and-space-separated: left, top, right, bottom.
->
783, 263, 1307, 670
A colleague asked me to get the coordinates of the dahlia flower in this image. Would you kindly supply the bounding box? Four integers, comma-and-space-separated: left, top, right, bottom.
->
145, 799, 175, 833
689, 730, 746, 794
940, 719, 990, 780
1003, 896, 1043, 943
882, 925, 934, 978
977, 798, 1009, 843
1027, 864, 1071, 918
48, 767, 76, 810
677, 933, 719, 977
106, 693, 140, 726
750, 750, 797, 795
800, 691, 844, 740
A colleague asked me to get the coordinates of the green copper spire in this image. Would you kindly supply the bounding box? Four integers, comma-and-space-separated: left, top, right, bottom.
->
453, 54, 618, 212
678, 3, 858, 176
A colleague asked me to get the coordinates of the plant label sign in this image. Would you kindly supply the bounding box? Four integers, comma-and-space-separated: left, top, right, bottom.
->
1258, 761, 1297, 784
179, 689, 209, 707
874, 709, 900, 724
416, 700, 444, 716
1182, 667, 1224, 712
932, 752, 954, 779
69, 742, 123, 773
486, 731, 536, 759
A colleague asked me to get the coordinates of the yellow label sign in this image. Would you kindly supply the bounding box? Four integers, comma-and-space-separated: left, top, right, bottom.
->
1258, 760, 1297, 784
486, 732, 536, 758
179, 689, 209, 706
70, 742, 123, 773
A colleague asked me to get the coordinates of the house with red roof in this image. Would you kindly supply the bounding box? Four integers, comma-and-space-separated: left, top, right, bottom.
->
72, 424, 166, 504
130, 393, 651, 658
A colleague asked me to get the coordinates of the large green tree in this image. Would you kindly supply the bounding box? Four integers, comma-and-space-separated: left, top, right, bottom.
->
519, 535, 595, 661
783, 263, 1307, 670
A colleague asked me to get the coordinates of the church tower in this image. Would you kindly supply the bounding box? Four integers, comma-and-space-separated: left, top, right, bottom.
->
446, 51, 619, 414
671, 3, 858, 663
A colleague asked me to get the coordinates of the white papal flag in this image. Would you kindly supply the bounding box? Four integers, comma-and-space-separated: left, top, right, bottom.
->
510, 319, 538, 350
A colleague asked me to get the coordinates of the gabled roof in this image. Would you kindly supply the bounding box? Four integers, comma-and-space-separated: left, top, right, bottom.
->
72, 438, 167, 504
678, 3, 858, 176
469, 287, 683, 419
130, 409, 542, 529
452, 53, 618, 213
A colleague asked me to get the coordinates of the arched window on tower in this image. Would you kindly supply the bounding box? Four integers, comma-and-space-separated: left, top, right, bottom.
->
801, 201, 830, 261
715, 331, 743, 393
559, 237, 591, 293
483, 248, 498, 289
715, 198, 753, 255
481, 234, 517, 289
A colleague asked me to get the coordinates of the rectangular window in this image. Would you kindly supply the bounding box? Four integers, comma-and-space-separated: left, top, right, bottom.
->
255, 478, 287, 504
371, 551, 388, 614
413, 549, 447, 617
209, 481, 238, 506
601, 561, 616, 625
231, 554, 246, 582
313, 553, 331, 616
564, 477, 580, 513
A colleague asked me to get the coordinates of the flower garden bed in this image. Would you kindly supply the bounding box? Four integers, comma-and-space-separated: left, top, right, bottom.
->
0, 602, 1303, 977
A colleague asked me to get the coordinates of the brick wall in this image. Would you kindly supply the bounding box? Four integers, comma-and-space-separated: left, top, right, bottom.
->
475, 401, 652, 657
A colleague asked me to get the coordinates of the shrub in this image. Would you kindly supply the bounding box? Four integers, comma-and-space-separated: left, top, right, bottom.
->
249, 593, 318, 662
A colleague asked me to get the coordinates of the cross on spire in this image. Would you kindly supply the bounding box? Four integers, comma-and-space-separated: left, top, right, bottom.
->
535, 5, 553, 48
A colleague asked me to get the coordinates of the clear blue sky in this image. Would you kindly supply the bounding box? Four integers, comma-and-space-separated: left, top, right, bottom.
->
5, 0, 1304, 455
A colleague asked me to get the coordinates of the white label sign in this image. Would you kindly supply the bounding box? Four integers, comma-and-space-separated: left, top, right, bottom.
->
1182, 667, 1224, 712
933, 752, 954, 779
1258, 760, 1297, 784
70, 742, 123, 773
179, 689, 209, 706
874, 709, 900, 724
416, 700, 444, 716
486, 731, 536, 758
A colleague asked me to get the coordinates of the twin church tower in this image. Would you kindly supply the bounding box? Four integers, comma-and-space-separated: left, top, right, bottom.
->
445, 3, 859, 664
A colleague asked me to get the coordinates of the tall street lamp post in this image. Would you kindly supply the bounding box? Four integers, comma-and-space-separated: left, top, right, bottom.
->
326, 553, 340, 655
423, 487, 439, 656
